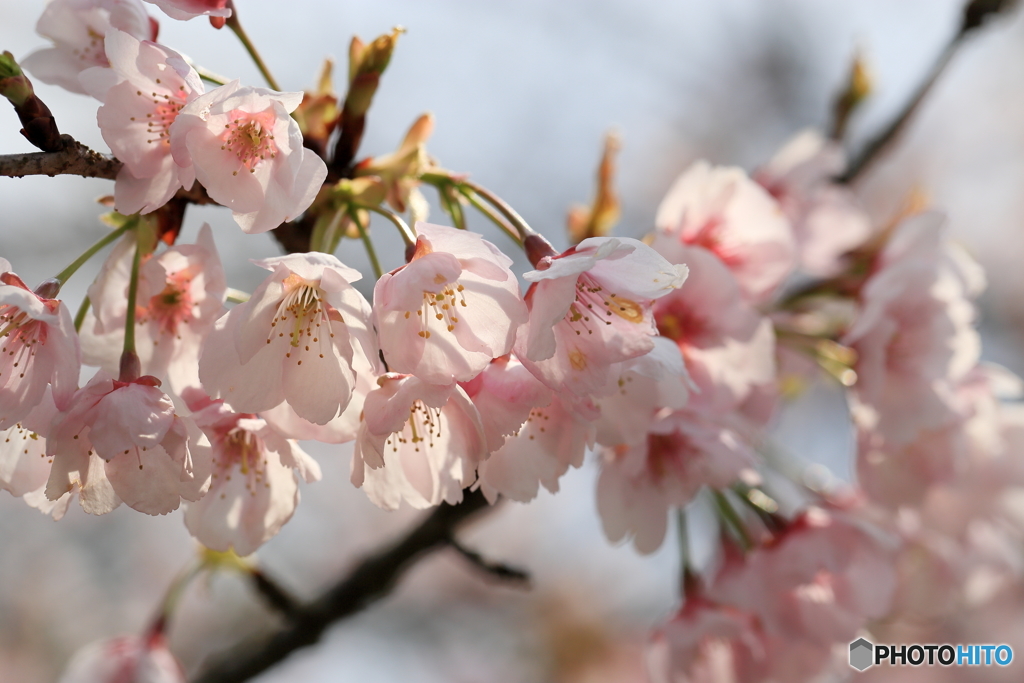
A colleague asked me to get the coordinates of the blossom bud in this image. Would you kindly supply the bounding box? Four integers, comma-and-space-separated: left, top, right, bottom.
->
566, 132, 620, 245
0, 52, 62, 152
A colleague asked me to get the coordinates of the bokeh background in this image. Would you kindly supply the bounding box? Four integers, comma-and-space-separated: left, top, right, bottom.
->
2, 1, 1024, 680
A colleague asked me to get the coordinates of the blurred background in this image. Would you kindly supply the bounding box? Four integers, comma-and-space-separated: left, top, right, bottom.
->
2, 0, 1024, 680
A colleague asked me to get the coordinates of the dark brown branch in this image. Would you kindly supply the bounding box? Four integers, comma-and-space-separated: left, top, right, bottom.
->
0, 134, 121, 179
449, 538, 531, 587
191, 489, 494, 683
248, 568, 302, 620
839, 0, 1017, 183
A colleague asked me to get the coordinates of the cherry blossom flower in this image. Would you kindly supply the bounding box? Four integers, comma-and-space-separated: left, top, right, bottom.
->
143, 0, 230, 22
476, 391, 593, 504
592, 336, 691, 448
170, 80, 328, 234
182, 390, 320, 556
707, 506, 898, 650
755, 129, 871, 277
199, 253, 375, 425
45, 372, 208, 516
22, 0, 157, 95
374, 222, 527, 385
56, 633, 184, 683
845, 212, 982, 445
460, 355, 553, 454
80, 30, 203, 215
652, 245, 774, 413
0, 387, 57, 499
0, 260, 80, 429
647, 595, 767, 683
653, 161, 795, 302
351, 373, 486, 510
596, 409, 757, 554
80, 225, 225, 393
514, 236, 688, 411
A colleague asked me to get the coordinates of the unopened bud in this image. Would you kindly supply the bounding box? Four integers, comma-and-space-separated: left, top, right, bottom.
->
344, 27, 403, 118
567, 132, 621, 244
0, 52, 33, 107
830, 50, 872, 140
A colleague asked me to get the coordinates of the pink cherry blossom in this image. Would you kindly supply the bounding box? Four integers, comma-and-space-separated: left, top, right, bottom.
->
596, 409, 757, 554
0, 261, 80, 429
653, 160, 795, 302
592, 336, 691, 448
199, 252, 375, 425
22, 0, 157, 95
845, 212, 982, 445
79, 30, 203, 215
56, 633, 184, 683
652, 245, 775, 413
170, 80, 328, 233
755, 129, 871, 277
460, 355, 553, 454
476, 391, 593, 504
143, 0, 230, 21
45, 372, 208, 515
182, 389, 320, 556
514, 236, 688, 411
707, 506, 898, 650
351, 374, 486, 510
647, 596, 767, 683
0, 386, 57, 498
374, 222, 527, 385
80, 224, 226, 393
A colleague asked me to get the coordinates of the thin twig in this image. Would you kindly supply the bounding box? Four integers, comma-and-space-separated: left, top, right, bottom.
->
448, 538, 531, 587
191, 489, 493, 683
839, 0, 1016, 183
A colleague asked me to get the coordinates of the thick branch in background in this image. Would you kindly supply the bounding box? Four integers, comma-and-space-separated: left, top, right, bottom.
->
192, 489, 493, 683
839, 0, 1017, 183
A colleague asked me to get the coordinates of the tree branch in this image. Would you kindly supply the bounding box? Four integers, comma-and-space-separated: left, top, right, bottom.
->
191, 488, 494, 683
839, 0, 1017, 183
0, 134, 121, 179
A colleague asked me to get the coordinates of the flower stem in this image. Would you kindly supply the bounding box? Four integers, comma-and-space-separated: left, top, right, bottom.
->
123, 234, 143, 357
457, 186, 523, 247
362, 204, 415, 246
458, 179, 534, 241
73, 295, 90, 332
713, 489, 753, 551
53, 219, 135, 286
349, 208, 383, 279
192, 63, 230, 87
225, 1, 281, 91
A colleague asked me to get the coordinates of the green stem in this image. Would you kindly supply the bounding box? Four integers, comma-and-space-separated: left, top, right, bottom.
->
123, 235, 142, 357
437, 183, 467, 231
349, 208, 383, 279
53, 220, 134, 286
159, 560, 203, 623
225, 3, 281, 91
73, 296, 90, 333
458, 179, 533, 241
362, 204, 415, 246
713, 490, 753, 551
456, 186, 523, 247
193, 64, 230, 86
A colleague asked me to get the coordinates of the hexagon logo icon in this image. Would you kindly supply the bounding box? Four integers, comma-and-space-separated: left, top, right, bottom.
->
850, 638, 874, 671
